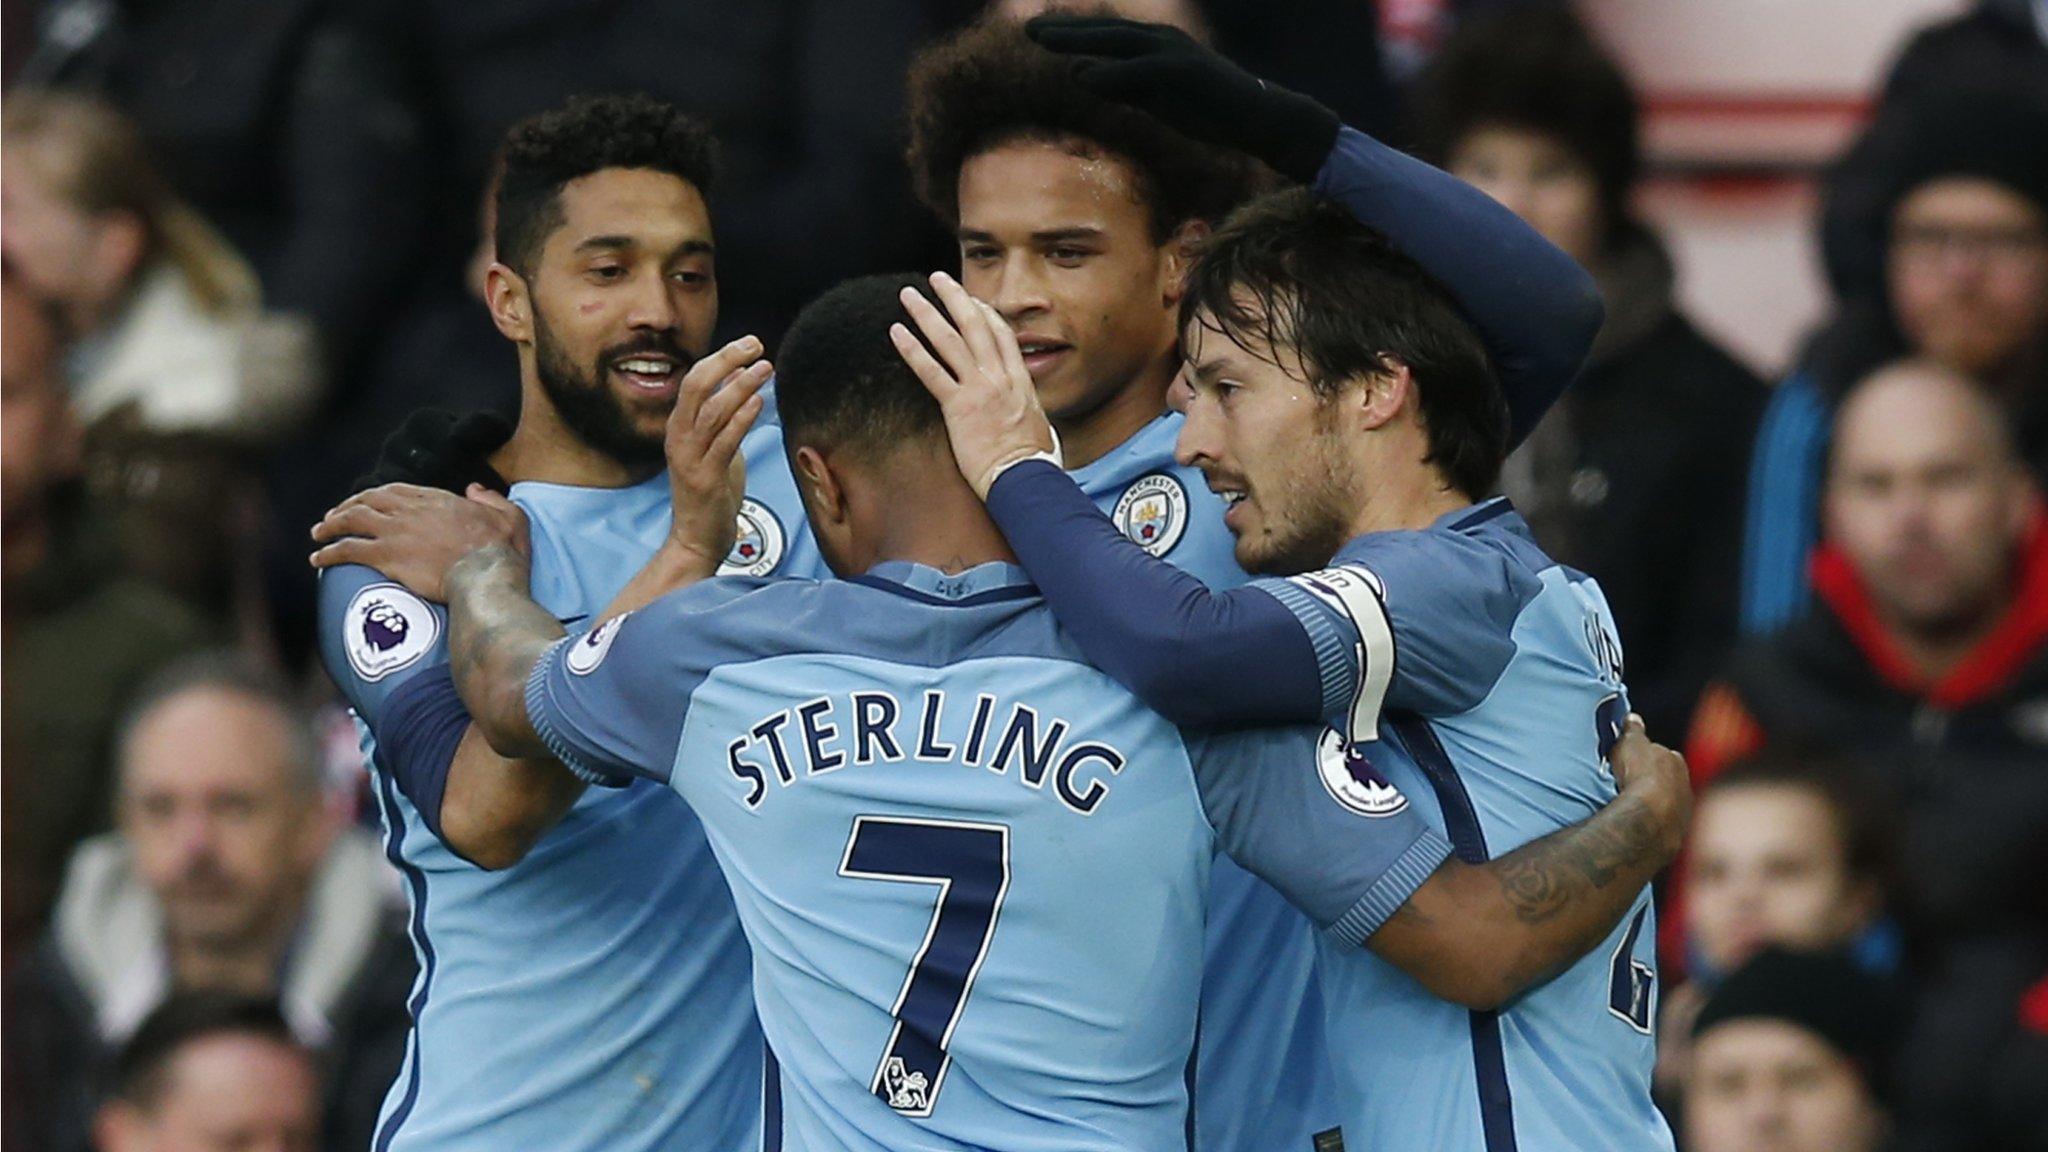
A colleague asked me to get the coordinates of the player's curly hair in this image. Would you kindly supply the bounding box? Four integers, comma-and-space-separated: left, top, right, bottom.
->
494, 93, 721, 278
775, 273, 947, 457
905, 18, 1269, 242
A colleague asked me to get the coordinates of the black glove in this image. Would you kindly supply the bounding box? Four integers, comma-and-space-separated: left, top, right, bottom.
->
1025, 15, 1341, 184
351, 409, 513, 497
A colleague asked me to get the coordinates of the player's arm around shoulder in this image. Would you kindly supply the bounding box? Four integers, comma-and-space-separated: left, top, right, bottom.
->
1252, 525, 1534, 741
316, 537, 582, 871
1366, 718, 1691, 1010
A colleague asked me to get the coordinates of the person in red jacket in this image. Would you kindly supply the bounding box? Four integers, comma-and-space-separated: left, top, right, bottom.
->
1685, 356, 2048, 1152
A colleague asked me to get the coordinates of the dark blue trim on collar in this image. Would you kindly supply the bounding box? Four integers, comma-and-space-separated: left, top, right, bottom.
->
850, 575, 1039, 608
1446, 497, 1514, 532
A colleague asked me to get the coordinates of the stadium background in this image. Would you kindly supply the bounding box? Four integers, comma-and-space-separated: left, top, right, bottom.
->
2, 0, 2043, 1149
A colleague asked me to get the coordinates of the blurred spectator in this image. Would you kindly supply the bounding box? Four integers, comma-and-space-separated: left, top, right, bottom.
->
1, 270, 207, 963
1656, 749, 1898, 1102
1684, 750, 1895, 980
2, 92, 319, 626
1694, 360, 2048, 927
1690, 360, 2048, 1151
17, 0, 433, 666
1410, 6, 1768, 740
1820, 0, 2048, 301
93, 993, 320, 1152
5, 654, 413, 1152
1743, 89, 2048, 634
16, 0, 429, 383
1685, 948, 1897, 1152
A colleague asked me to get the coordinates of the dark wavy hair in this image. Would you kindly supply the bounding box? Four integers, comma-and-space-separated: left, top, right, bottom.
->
905, 18, 1269, 242
494, 93, 721, 277
1182, 188, 1508, 499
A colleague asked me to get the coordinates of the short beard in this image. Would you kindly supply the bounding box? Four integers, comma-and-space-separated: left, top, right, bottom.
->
1248, 403, 1360, 575
532, 309, 671, 471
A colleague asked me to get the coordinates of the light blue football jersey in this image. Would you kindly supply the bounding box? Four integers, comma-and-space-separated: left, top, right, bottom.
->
1073, 412, 1340, 1151
316, 412, 825, 1152
1256, 498, 1673, 1152
525, 560, 1452, 1152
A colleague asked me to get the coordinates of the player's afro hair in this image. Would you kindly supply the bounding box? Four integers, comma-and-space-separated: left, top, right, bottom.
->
775, 273, 947, 457
494, 93, 720, 277
905, 18, 1270, 242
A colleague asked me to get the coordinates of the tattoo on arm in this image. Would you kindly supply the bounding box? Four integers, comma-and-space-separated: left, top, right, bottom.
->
446, 544, 564, 757
1490, 789, 1663, 925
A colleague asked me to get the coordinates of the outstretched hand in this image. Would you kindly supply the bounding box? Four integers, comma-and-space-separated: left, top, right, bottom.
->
661, 335, 772, 576
1023, 14, 1339, 182
890, 272, 1060, 500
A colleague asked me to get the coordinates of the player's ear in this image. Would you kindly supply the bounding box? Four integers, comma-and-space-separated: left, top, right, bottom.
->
485, 262, 533, 343
1352, 356, 1414, 433
791, 445, 846, 525
1161, 218, 1210, 306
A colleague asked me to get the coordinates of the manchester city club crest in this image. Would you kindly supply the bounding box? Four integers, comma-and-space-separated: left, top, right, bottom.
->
720, 498, 786, 577
1314, 728, 1410, 818
1111, 473, 1188, 557
343, 583, 440, 682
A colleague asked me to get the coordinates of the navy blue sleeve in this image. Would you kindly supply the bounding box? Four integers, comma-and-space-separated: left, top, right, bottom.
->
983, 460, 1327, 726
374, 666, 470, 841
315, 564, 465, 835
1314, 126, 1605, 446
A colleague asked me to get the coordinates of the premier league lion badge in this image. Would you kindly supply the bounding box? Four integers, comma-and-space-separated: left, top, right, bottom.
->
565, 614, 629, 675
720, 498, 786, 577
1112, 473, 1188, 557
343, 583, 440, 682
1315, 728, 1410, 818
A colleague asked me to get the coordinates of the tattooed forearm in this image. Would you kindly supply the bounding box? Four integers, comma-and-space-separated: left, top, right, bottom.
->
446, 543, 564, 757
1492, 790, 1665, 925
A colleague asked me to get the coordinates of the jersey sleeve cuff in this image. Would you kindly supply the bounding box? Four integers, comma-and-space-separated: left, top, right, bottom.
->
1252, 577, 1358, 724
524, 641, 632, 789
1323, 826, 1454, 948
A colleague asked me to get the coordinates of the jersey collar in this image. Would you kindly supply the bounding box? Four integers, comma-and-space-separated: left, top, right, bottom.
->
855, 560, 1036, 606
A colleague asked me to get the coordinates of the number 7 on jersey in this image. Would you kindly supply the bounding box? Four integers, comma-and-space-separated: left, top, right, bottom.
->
839, 816, 1013, 1117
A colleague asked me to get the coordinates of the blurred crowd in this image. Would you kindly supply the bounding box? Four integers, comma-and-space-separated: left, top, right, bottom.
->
1, 0, 2044, 1150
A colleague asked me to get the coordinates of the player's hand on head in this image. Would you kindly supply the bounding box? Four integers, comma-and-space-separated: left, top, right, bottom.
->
309, 481, 530, 602
351, 408, 514, 497
892, 272, 1058, 501
1022, 13, 1339, 183
1608, 713, 1692, 860
662, 335, 771, 576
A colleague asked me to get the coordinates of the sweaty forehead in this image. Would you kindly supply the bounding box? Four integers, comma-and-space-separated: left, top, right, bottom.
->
548, 168, 712, 257
958, 138, 1149, 236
